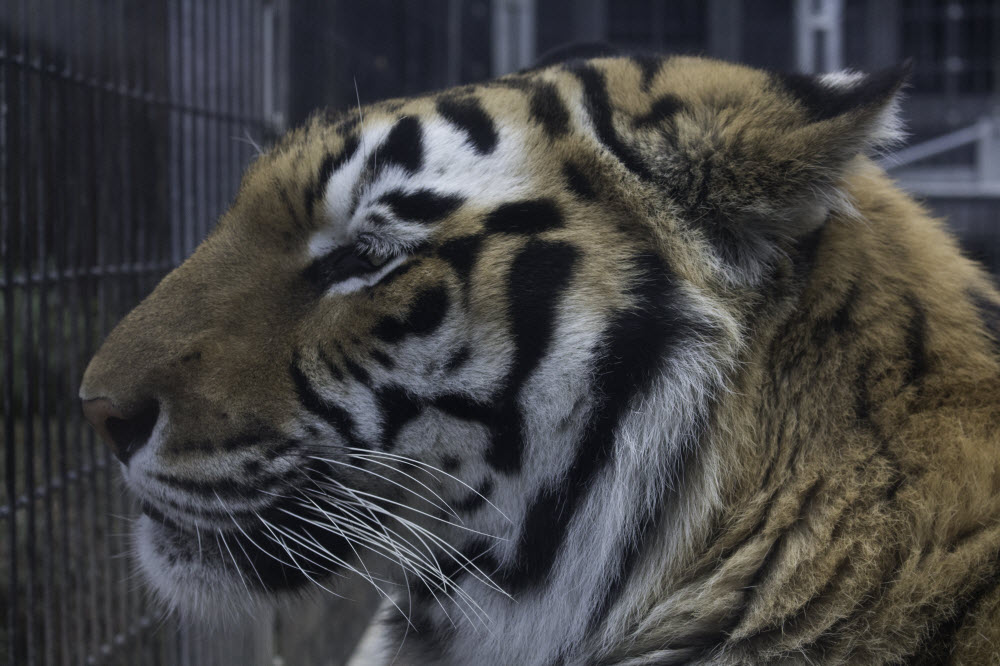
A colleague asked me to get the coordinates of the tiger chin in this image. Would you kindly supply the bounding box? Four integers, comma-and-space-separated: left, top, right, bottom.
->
79, 49, 1000, 665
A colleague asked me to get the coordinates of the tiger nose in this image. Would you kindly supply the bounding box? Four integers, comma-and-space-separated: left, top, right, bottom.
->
81, 397, 160, 465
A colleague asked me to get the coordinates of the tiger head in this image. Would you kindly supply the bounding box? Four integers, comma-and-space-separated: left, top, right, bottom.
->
79, 54, 933, 659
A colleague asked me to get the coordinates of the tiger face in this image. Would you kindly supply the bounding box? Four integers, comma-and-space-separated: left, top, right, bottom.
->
79, 54, 930, 661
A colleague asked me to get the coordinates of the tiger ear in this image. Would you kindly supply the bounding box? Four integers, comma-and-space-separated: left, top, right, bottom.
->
665, 62, 910, 281
776, 61, 911, 161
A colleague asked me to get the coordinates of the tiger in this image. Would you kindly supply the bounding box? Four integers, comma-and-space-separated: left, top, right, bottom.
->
78, 50, 1000, 665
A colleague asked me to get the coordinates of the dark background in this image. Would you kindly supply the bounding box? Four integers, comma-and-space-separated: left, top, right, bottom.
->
3, 1, 999, 664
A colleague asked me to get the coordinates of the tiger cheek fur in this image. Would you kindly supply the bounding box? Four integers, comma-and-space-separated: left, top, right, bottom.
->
79, 53, 1000, 665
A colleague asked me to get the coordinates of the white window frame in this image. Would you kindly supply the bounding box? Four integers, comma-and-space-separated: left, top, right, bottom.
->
795, 0, 844, 73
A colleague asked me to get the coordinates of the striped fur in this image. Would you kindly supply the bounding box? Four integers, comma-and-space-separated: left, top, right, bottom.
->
80, 55, 1000, 664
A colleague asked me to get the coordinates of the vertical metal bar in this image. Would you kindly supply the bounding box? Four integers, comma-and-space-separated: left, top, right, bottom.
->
943, 2, 960, 104
169, 0, 183, 266
95, 2, 117, 660
82, 0, 102, 660
0, 1, 18, 664
238, 0, 247, 168
37, 0, 57, 664
223, 0, 234, 211
52, 3, 73, 663
66, 0, 88, 657
243, 0, 252, 166
211, 0, 225, 237
183, 0, 196, 256
113, 0, 133, 660
259, 1, 267, 127
197, 0, 208, 243
203, 0, 214, 241
94, 0, 116, 657
19, 1, 38, 661
215, 0, 225, 226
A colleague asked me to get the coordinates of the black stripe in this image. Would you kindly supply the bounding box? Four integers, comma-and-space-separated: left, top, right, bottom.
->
791, 225, 826, 281
970, 290, 1000, 356
333, 114, 360, 135
343, 356, 371, 385
373, 115, 423, 175
373, 286, 450, 344
290, 355, 365, 449
483, 199, 564, 235
431, 394, 496, 424
633, 53, 664, 92
812, 282, 859, 346
738, 548, 854, 648
371, 349, 395, 369
454, 480, 493, 513
379, 189, 464, 224
152, 467, 300, 500
486, 240, 578, 472
438, 234, 483, 281
743, 478, 824, 607
278, 185, 305, 232
501, 252, 699, 591
633, 94, 684, 128
305, 135, 360, 221
303, 244, 384, 289
318, 348, 344, 382
376, 386, 424, 450
570, 63, 652, 180
902, 294, 929, 387
854, 355, 906, 500
444, 346, 471, 374
436, 96, 498, 155
563, 162, 597, 200
528, 81, 570, 137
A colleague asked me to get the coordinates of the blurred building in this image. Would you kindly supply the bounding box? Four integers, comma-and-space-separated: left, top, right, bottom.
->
281, 0, 1000, 274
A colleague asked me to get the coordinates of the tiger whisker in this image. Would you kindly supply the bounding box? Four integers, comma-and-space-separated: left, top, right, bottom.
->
280, 500, 431, 585
194, 523, 204, 567
343, 448, 512, 523
297, 488, 495, 627
255, 515, 338, 580
293, 490, 412, 585
256, 520, 351, 602
213, 490, 273, 593
314, 484, 508, 602
307, 454, 462, 521
313, 479, 506, 541
321, 452, 466, 523
261, 514, 411, 626
216, 531, 252, 601
293, 498, 449, 590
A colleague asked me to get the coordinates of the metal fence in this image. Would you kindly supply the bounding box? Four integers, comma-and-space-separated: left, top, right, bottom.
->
1, 1, 275, 663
